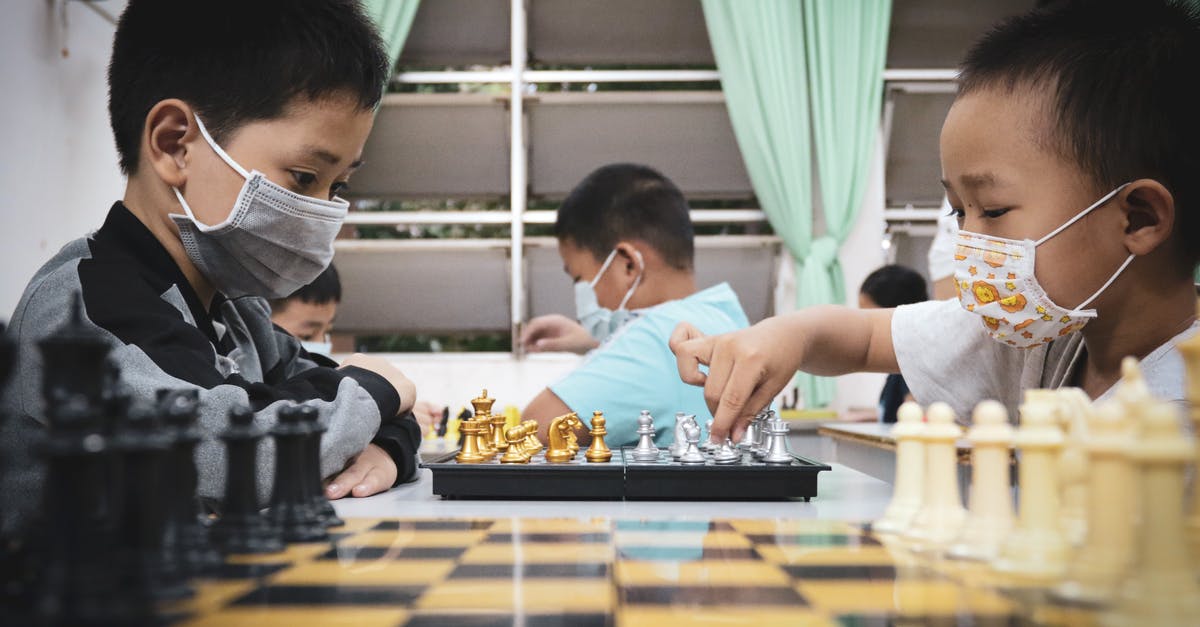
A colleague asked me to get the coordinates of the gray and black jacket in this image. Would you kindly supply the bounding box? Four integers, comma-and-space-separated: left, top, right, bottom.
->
1, 202, 420, 511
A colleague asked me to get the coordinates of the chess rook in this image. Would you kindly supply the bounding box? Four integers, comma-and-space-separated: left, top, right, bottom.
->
763, 416, 793, 465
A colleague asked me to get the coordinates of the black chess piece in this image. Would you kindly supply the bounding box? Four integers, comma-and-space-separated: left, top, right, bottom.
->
36, 392, 152, 623
39, 294, 111, 409
158, 388, 222, 574
114, 399, 194, 602
268, 404, 328, 542
297, 405, 344, 528
210, 405, 284, 554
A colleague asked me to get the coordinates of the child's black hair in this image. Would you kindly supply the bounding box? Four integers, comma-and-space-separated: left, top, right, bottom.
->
958, 0, 1200, 266
108, 0, 390, 174
271, 264, 342, 310
860, 265, 928, 309
554, 163, 695, 271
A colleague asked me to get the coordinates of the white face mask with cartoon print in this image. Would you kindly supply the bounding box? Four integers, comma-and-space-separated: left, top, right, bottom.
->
953, 183, 1135, 349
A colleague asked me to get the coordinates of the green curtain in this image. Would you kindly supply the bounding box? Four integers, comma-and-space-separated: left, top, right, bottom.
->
799, 1, 891, 406
703, 0, 891, 408
363, 0, 422, 68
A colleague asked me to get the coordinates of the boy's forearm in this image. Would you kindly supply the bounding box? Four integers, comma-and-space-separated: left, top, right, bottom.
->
781, 305, 898, 376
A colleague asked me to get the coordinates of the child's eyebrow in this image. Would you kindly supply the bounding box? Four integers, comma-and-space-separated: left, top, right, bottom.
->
302, 145, 364, 169
942, 172, 999, 191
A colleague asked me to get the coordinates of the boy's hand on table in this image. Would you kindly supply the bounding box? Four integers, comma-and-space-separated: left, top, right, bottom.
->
339, 353, 417, 415
325, 443, 397, 499
669, 320, 800, 444
521, 314, 599, 354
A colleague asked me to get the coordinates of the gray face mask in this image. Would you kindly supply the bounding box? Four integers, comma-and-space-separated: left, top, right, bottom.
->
169, 114, 349, 299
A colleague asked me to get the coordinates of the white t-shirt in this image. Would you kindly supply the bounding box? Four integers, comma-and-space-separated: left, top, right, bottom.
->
892, 298, 1197, 424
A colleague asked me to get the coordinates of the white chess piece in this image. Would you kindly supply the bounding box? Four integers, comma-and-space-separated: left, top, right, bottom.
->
947, 400, 1014, 561
679, 423, 705, 465
632, 410, 660, 463
1103, 400, 1200, 626
903, 402, 966, 552
873, 402, 926, 535
670, 412, 688, 459
1053, 400, 1136, 604
762, 418, 793, 464
992, 391, 1071, 582
1055, 388, 1092, 546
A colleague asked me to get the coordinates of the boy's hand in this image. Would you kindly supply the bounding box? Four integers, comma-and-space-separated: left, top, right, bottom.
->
521, 314, 599, 354
669, 320, 800, 443
412, 400, 443, 436
339, 353, 417, 415
325, 443, 397, 499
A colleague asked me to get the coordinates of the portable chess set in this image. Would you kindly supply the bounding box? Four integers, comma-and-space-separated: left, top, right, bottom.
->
422, 391, 831, 500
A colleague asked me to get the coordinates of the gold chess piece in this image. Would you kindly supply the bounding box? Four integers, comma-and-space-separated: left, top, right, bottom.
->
545, 413, 583, 463
455, 419, 485, 464
490, 411, 508, 451
521, 420, 543, 454
585, 411, 613, 463
471, 389, 497, 455
471, 418, 495, 459
500, 426, 529, 464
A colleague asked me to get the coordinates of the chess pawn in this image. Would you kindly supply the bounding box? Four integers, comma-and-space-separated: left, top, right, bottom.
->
713, 438, 740, 465
702, 418, 716, 452
521, 420, 543, 454
873, 402, 926, 535
500, 427, 528, 464
992, 392, 1070, 582
632, 410, 660, 462
455, 420, 486, 464
679, 423, 706, 465
210, 406, 284, 554
1104, 401, 1200, 626
947, 401, 1014, 561
903, 403, 966, 553
1053, 400, 1137, 604
585, 411, 613, 463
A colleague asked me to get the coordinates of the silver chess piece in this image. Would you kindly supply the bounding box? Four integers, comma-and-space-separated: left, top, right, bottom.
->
712, 438, 740, 465
739, 409, 766, 450
631, 410, 660, 462
752, 411, 772, 459
669, 412, 688, 459
679, 423, 706, 465
763, 417, 794, 465
700, 418, 716, 452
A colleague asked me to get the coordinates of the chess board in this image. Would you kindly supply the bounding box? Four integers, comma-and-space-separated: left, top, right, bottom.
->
422, 447, 831, 500
163, 516, 1101, 626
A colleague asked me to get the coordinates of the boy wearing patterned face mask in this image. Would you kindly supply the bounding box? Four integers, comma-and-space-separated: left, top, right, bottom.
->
672, 0, 1199, 441
2, 0, 421, 507
520, 164, 751, 447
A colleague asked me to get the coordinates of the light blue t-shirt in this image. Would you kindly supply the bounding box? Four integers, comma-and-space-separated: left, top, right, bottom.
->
549, 283, 750, 448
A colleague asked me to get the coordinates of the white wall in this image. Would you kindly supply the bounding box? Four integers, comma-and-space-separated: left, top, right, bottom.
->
0, 0, 126, 319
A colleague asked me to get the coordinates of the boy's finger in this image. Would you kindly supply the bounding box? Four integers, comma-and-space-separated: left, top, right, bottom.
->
710, 359, 767, 442
668, 322, 704, 351
326, 460, 367, 500
351, 467, 389, 497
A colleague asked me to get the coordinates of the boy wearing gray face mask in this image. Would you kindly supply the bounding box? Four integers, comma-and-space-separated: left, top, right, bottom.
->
520, 163, 751, 448
1, 0, 421, 513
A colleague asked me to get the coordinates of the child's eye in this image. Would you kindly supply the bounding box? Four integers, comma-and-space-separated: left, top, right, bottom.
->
289, 170, 317, 189
946, 206, 966, 219
981, 207, 1012, 219
330, 181, 349, 196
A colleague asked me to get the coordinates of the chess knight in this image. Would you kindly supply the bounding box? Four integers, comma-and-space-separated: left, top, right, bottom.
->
545, 413, 583, 463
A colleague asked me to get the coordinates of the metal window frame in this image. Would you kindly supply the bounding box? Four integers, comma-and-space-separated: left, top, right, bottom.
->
378, 1, 958, 353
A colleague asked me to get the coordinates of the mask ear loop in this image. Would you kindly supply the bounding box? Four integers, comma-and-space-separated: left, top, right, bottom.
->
191, 114, 251, 180
1035, 182, 1130, 246
1073, 253, 1135, 312
616, 250, 645, 311
589, 249, 620, 288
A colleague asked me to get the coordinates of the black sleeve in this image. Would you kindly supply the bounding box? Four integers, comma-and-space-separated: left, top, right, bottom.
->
370, 411, 423, 485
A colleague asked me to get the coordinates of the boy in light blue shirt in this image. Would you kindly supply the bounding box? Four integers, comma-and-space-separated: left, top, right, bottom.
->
520, 163, 750, 446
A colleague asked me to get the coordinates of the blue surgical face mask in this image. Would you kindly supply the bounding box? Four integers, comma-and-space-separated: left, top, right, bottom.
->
574, 248, 643, 343
300, 340, 333, 357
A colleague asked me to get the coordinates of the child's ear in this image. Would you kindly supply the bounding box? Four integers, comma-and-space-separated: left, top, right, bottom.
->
613, 242, 645, 276
1119, 178, 1175, 256
142, 99, 195, 188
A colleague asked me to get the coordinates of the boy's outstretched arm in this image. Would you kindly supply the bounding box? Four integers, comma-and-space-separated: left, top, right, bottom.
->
670, 305, 897, 442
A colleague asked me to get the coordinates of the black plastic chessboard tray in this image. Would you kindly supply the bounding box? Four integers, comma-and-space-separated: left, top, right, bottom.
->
422, 447, 831, 501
